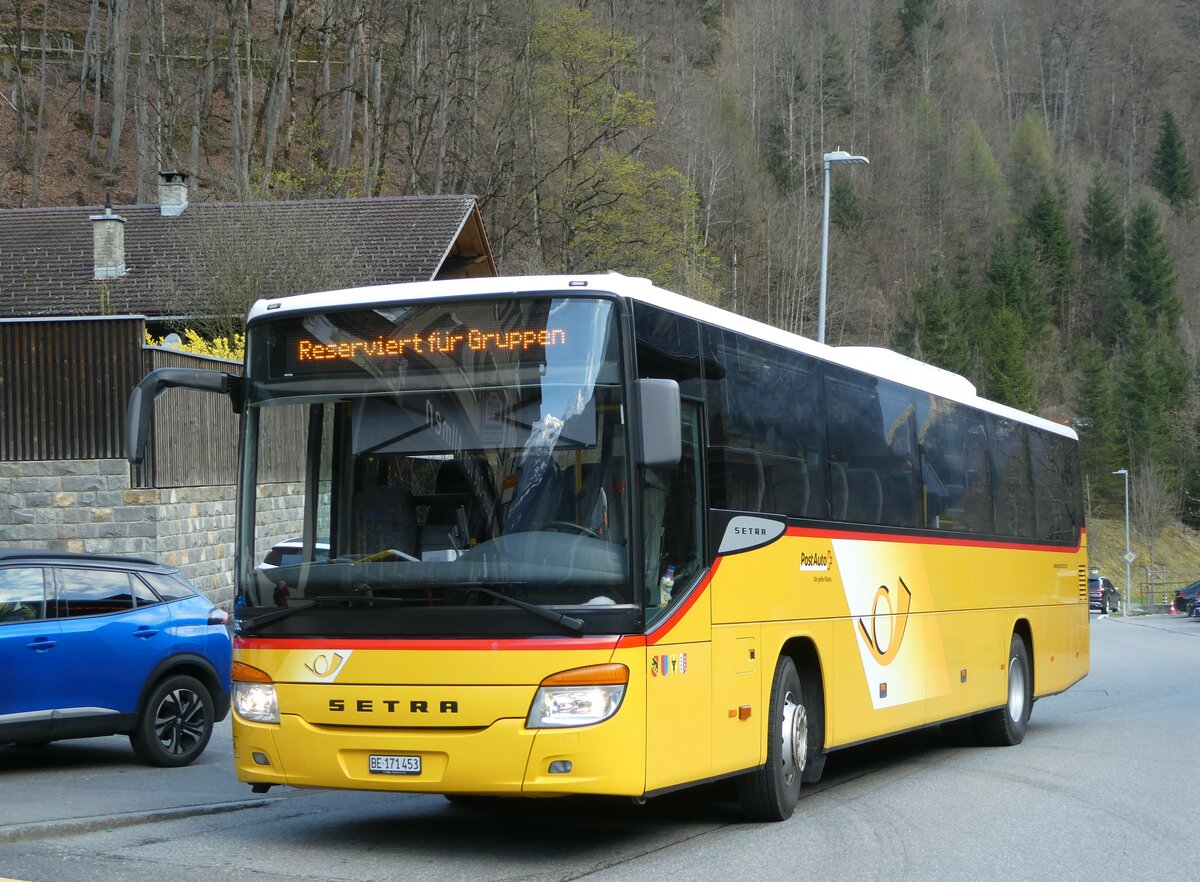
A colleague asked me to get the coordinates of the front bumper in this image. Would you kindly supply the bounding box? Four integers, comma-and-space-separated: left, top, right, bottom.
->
232, 710, 645, 797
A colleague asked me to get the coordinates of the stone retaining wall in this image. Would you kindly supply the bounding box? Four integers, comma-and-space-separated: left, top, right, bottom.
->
0, 459, 301, 609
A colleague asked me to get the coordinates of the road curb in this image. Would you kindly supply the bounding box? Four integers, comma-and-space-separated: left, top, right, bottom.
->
0, 797, 276, 844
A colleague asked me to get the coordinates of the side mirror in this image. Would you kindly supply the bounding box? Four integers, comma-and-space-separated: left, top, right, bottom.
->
636, 378, 681, 467
126, 368, 241, 464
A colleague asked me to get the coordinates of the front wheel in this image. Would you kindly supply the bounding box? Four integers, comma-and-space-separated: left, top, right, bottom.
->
738, 656, 822, 821
131, 674, 215, 767
974, 633, 1032, 746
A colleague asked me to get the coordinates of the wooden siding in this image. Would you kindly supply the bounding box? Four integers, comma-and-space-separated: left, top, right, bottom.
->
0, 317, 144, 462
139, 347, 243, 489
1, 319, 310, 489
139, 348, 304, 489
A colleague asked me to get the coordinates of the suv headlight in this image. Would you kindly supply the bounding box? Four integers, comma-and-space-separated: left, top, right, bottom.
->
232, 661, 280, 724
527, 663, 628, 728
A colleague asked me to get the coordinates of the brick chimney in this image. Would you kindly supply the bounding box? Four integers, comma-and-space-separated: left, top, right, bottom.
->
90, 193, 127, 280
158, 170, 189, 216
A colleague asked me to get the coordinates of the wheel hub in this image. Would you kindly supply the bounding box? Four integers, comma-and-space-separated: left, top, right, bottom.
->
780, 690, 808, 786
1007, 655, 1027, 723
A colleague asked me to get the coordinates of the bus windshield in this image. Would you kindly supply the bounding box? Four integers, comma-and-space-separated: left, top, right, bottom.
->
237, 295, 635, 637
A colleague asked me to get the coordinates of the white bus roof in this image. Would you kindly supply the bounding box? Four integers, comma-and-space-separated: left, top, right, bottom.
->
247, 273, 1076, 440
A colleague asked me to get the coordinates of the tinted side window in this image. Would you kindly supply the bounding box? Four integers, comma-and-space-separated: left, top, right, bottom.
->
988, 416, 1035, 538
703, 325, 827, 517
824, 367, 920, 527
53, 568, 135, 618
0, 567, 47, 622
1029, 428, 1082, 542
632, 301, 704, 400
141, 571, 196, 601
917, 397, 994, 533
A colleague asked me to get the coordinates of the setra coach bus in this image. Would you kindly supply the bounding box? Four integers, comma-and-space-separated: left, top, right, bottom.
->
126, 273, 1089, 820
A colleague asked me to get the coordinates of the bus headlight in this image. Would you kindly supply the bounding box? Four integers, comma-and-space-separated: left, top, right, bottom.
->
527, 663, 628, 728
232, 661, 280, 724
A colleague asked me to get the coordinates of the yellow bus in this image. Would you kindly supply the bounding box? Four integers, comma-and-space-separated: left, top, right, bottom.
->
127, 273, 1089, 820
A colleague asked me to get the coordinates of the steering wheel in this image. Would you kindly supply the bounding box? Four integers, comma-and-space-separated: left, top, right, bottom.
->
541, 521, 602, 539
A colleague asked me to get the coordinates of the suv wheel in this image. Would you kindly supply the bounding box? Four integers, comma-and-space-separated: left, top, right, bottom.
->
131, 674, 215, 767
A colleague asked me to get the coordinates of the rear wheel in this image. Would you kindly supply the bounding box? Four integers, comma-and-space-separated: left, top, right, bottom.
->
738, 656, 822, 821
974, 633, 1032, 746
131, 674, 215, 767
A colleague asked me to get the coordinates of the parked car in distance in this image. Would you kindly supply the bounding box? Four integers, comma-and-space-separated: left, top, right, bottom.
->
1173, 580, 1200, 614
1088, 573, 1121, 614
0, 549, 231, 766
257, 537, 331, 570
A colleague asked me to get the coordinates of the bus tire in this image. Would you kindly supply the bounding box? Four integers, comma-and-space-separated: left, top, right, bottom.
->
738, 656, 808, 822
974, 633, 1032, 747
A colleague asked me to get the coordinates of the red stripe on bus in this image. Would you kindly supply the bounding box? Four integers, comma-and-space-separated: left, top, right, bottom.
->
641, 557, 723, 647
784, 524, 1084, 553
234, 636, 623, 652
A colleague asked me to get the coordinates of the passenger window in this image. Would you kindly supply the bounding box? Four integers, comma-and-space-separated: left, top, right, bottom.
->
824, 368, 920, 527
703, 325, 827, 517
0, 567, 47, 623
988, 416, 1035, 538
53, 569, 135, 618
132, 575, 162, 607
1029, 429, 1082, 541
141, 571, 195, 601
917, 399, 993, 532
644, 403, 705, 626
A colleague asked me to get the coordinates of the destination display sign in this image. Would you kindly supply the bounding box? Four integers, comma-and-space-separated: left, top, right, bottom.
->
260, 301, 575, 380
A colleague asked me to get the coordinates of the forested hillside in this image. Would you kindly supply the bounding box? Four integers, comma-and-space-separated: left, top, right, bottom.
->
3, 0, 1199, 528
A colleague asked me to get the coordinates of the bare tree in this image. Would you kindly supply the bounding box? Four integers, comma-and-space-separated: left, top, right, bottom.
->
163, 205, 365, 341
1132, 459, 1176, 570
105, 0, 133, 175
28, 0, 50, 205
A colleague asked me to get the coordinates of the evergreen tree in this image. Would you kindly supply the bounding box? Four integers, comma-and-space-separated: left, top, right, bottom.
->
979, 305, 1036, 411
1149, 110, 1197, 211
954, 121, 1010, 248
1081, 170, 1124, 267
1081, 169, 1126, 344
983, 232, 1049, 338
1074, 346, 1122, 510
1124, 199, 1180, 329
1024, 182, 1074, 330
1115, 313, 1189, 465
1008, 113, 1054, 214
893, 257, 970, 373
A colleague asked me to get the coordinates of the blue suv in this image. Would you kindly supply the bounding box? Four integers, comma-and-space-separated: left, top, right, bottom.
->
0, 549, 232, 766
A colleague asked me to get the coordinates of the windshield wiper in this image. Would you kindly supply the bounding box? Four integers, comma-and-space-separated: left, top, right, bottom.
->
463, 586, 584, 634
235, 595, 411, 634
236, 588, 585, 636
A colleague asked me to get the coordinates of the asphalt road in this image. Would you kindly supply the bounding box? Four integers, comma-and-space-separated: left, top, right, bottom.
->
2, 612, 1197, 882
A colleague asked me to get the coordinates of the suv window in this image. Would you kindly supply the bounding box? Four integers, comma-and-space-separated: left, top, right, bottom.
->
140, 571, 196, 601
131, 575, 162, 607
0, 567, 47, 622
53, 568, 135, 618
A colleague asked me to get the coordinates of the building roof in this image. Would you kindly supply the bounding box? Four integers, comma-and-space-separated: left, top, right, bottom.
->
0, 194, 496, 319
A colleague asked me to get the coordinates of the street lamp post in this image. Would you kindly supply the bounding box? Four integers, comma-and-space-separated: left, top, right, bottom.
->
818, 149, 869, 345
1113, 468, 1133, 612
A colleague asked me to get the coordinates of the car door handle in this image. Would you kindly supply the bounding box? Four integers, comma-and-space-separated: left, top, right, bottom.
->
26, 639, 57, 651
134, 628, 159, 639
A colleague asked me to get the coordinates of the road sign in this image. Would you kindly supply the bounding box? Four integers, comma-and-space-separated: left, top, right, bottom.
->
1124, 551, 1137, 564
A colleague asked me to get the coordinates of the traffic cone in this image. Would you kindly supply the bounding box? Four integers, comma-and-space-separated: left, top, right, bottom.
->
1168, 601, 1176, 615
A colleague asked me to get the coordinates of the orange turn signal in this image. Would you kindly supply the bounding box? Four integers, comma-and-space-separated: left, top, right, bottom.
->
232, 661, 273, 683
540, 663, 629, 687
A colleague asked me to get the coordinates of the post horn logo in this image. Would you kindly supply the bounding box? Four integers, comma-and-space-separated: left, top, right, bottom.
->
305, 651, 349, 679
857, 577, 912, 666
